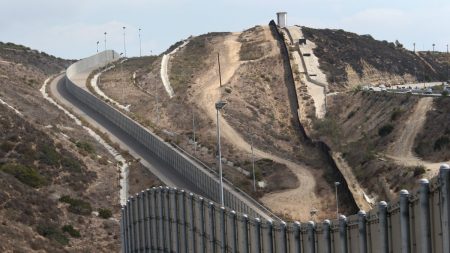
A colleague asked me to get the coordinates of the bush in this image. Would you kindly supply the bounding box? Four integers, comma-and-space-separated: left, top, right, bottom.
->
390, 108, 404, 121
37, 224, 69, 245
39, 145, 60, 165
98, 208, 112, 219
59, 195, 92, 215
62, 225, 81, 238
442, 90, 449, 96
0, 163, 46, 188
61, 157, 82, 172
378, 124, 394, 137
413, 165, 426, 177
434, 136, 450, 151
76, 141, 95, 155
98, 157, 109, 165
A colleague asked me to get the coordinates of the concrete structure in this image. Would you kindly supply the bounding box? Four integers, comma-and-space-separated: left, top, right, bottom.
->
121, 165, 450, 252
277, 12, 287, 28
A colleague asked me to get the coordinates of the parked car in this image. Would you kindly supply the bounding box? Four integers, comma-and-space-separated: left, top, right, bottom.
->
424, 88, 433, 94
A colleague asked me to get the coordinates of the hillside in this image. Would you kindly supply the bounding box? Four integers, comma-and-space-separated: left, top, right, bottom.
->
0, 42, 160, 252
93, 25, 358, 220
301, 27, 449, 91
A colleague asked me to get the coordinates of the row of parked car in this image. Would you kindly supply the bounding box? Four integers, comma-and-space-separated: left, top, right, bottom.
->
363, 81, 450, 95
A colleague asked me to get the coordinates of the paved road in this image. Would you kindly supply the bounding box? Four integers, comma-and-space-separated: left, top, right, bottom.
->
50, 74, 206, 196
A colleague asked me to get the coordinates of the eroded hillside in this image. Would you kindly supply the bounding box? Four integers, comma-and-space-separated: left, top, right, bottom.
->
301, 27, 449, 91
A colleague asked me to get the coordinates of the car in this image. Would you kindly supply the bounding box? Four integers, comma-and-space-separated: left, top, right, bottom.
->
424, 88, 433, 94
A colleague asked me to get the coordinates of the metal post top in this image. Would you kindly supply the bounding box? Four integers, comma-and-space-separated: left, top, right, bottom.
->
215, 101, 227, 110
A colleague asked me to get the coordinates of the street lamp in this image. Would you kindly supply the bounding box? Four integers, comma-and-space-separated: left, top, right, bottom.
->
123, 26, 127, 57
139, 28, 142, 57
250, 132, 256, 191
104, 32, 107, 51
432, 43, 435, 54
96, 41, 99, 53
413, 42, 415, 53
215, 101, 227, 206
335, 181, 340, 219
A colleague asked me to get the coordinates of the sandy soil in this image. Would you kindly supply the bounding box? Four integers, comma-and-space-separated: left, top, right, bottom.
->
191, 31, 320, 221
387, 97, 449, 177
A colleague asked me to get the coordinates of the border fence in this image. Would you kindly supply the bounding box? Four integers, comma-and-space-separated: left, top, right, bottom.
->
64, 51, 275, 220
120, 165, 450, 253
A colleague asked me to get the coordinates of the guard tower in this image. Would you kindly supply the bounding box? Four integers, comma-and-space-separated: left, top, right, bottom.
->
277, 12, 287, 28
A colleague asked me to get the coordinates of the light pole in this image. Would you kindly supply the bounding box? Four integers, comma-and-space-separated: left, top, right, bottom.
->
123, 26, 127, 57
413, 42, 415, 53
432, 43, 435, 54
192, 109, 196, 153
120, 53, 124, 101
96, 41, 99, 53
250, 132, 256, 192
139, 28, 142, 57
335, 181, 340, 219
215, 101, 227, 206
104, 32, 107, 51
447, 44, 449, 82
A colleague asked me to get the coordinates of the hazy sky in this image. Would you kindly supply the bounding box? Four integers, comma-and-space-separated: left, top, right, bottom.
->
1, 0, 449, 59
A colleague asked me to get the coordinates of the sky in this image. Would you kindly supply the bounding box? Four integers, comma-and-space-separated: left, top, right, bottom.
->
0, 0, 449, 59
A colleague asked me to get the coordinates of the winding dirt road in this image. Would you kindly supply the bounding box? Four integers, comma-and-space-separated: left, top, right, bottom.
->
387, 97, 449, 177
190, 30, 319, 220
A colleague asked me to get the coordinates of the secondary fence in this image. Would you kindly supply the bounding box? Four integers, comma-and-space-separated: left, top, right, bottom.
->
64, 51, 273, 220
121, 165, 450, 253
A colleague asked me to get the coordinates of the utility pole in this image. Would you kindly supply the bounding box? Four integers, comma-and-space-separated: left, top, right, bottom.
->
104, 32, 107, 51
123, 26, 127, 57
96, 41, 99, 53
413, 42, 415, 53
139, 28, 142, 57
432, 43, 435, 54
218, 53, 222, 87
192, 109, 196, 153
447, 44, 449, 82
250, 132, 256, 192
215, 101, 227, 206
335, 181, 340, 219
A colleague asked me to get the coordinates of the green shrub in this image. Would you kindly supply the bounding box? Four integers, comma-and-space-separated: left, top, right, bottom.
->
37, 224, 69, 245
39, 145, 60, 165
61, 157, 82, 172
76, 141, 95, 155
59, 195, 92, 215
434, 136, 450, 151
413, 165, 426, 177
442, 90, 449, 97
378, 124, 394, 137
0, 163, 46, 188
62, 225, 81, 238
390, 108, 404, 121
98, 208, 112, 219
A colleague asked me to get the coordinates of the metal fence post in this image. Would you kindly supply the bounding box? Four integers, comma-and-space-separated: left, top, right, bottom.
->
157, 188, 165, 252
207, 202, 215, 252
129, 197, 136, 252
228, 210, 238, 253
218, 206, 226, 253
419, 179, 431, 253
195, 197, 205, 253
169, 188, 179, 252
143, 190, 152, 252
137, 192, 145, 252
187, 193, 196, 253
307, 221, 315, 253
323, 220, 332, 253
378, 201, 389, 253
439, 164, 450, 253
121, 207, 128, 253
163, 188, 171, 252
276, 221, 287, 253
238, 214, 250, 253
178, 190, 187, 253
250, 218, 261, 253
150, 188, 158, 252
292, 221, 301, 253
400, 190, 411, 253
358, 210, 367, 253
262, 220, 273, 253
339, 215, 348, 253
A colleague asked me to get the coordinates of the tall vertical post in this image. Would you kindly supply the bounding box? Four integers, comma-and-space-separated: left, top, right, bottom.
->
307, 221, 315, 253
276, 221, 287, 253
193, 109, 196, 153
339, 215, 348, 253
335, 182, 341, 219
251, 133, 256, 191
439, 164, 450, 253
292, 222, 301, 253
262, 220, 273, 253
218, 207, 226, 253
400, 190, 411, 253
123, 26, 127, 57
379, 201, 389, 253
139, 28, 142, 57
218, 53, 222, 87
104, 32, 107, 51
419, 179, 431, 253
216, 101, 227, 206
323, 220, 331, 253
238, 214, 250, 253
358, 210, 368, 253
250, 218, 262, 253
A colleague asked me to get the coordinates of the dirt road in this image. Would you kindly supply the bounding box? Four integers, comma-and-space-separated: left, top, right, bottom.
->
191, 30, 320, 220
387, 97, 449, 177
